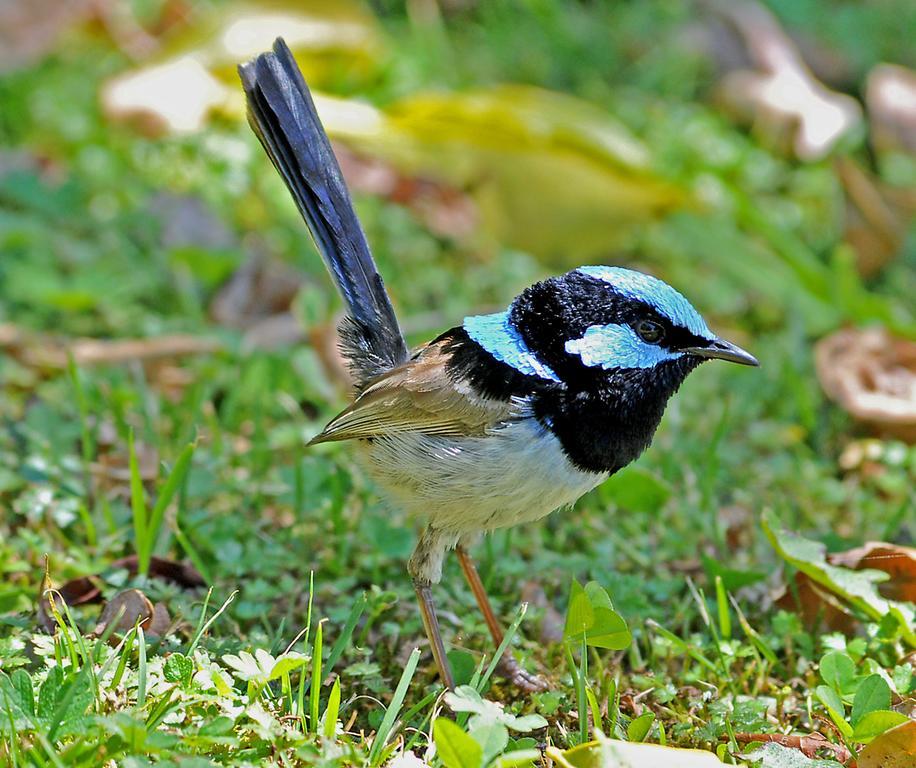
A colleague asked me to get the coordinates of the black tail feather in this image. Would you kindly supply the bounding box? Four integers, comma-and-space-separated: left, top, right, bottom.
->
239, 38, 408, 385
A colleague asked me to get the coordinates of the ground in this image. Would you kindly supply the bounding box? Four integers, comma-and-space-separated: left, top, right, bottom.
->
0, 1, 914, 766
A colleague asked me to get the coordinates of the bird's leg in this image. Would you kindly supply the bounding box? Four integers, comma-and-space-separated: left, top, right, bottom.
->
455, 546, 548, 692
413, 579, 455, 690
408, 526, 455, 689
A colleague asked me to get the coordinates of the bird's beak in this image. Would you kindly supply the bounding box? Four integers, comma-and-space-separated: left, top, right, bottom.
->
685, 338, 759, 366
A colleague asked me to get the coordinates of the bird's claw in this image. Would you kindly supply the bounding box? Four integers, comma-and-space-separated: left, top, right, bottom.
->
496, 654, 549, 693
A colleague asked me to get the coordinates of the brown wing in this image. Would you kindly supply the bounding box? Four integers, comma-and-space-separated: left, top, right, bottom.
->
308, 340, 517, 444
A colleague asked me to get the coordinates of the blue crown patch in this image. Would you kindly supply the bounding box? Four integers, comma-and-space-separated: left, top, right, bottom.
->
577, 266, 713, 339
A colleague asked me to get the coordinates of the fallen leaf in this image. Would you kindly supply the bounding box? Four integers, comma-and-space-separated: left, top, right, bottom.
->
103, 0, 385, 134
42, 555, 202, 612
335, 144, 478, 240
549, 738, 731, 768
56, 577, 104, 608
104, 55, 230, 135
708, 0, 862, 161
336, 84, 687, 264
815, 327, 916, 442
148, 602, 172, 637
108, 556, 205, 589
731, 733, 850, 763
208, 254, 310, 352
742, 742, 844, 767
210, 255, 303, 328
867, 64, 916, 156
830, 543, 916, 604
775, 571, 858, 636
857, 719, 916, 768
836, 158, 914, 277
764, 513, 916, 647
92, 589, 155, 636
89, 591, 172, 639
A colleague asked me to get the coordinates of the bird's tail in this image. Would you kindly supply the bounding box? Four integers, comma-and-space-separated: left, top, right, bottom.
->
239, 38, 408, 386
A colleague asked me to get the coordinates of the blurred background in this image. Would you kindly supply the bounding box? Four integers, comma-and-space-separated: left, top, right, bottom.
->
1, 0, 915, 709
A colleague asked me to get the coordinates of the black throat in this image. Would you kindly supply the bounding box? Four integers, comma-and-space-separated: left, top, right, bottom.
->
509, 271, 704, 474
531, 357, 701, 474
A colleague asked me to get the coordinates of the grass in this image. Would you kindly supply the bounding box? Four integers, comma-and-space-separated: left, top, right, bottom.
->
0, 0, 915, 766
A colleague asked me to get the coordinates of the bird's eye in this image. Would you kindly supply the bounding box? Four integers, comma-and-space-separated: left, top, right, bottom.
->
636, 319, 665, 344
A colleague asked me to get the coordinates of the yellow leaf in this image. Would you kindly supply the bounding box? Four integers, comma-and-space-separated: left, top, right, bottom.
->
331, 86, 688, 264
551, 739, 734, 768
858, 719, 916, 768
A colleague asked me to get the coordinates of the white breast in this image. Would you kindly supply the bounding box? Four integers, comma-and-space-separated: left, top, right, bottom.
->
357, 417, 607, 536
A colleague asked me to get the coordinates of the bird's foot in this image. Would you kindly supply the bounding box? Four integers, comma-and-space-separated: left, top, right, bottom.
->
496, 654, 548, 693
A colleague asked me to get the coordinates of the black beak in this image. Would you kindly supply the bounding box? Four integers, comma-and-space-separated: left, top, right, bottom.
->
685, 338, 759, 366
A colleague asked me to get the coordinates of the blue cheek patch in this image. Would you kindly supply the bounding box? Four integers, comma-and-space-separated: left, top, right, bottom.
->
565, 323, 683, 370
463, 311, 561, 382
577, 266, 714, 340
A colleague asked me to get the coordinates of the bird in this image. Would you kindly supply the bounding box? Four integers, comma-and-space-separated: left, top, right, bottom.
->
239, 38, 758, 692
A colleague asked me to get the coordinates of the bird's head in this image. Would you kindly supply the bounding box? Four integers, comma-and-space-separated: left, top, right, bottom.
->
507, 266, 757, 401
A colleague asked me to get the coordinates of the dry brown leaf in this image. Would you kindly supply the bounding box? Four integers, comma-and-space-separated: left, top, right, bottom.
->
731, 732, 851, 762
90, 589, 172, 639
858, 719, 916, 768
776, 542, 916, 636
92, 589, 155, 636
36, 557, 199, 641
57, 577, 104, 608
148, 602, 172, 636
335, 144, 478, 240
108, 555, 206, 589
815, 327, 916, 442
829, 543, 916, 604
707, 0, 862, 161
775, 570, 858, 636
836, 158, 916, 277
66, 335, 221, 366
209, 254, 310, 351
867, 64, 916, 156
210, 255, 303, 328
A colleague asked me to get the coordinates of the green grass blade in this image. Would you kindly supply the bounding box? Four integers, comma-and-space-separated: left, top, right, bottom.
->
173, 524, 213, 585
128, 428, 149, 577
309, 620, 323, 734
368, 647, 421, 766
110, 627, 138, 690
145, 441, 195, 564
187, 590, 237, 656
325, 592, 367, 673
477, 602, 527, 693
136, 626, 147, 709
322, 677, 340, 740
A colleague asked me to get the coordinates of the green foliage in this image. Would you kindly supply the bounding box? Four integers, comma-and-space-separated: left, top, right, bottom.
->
435, 718, 483, 768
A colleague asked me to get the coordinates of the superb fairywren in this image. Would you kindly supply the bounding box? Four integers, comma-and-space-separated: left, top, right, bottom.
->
240, 39, 758, 691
